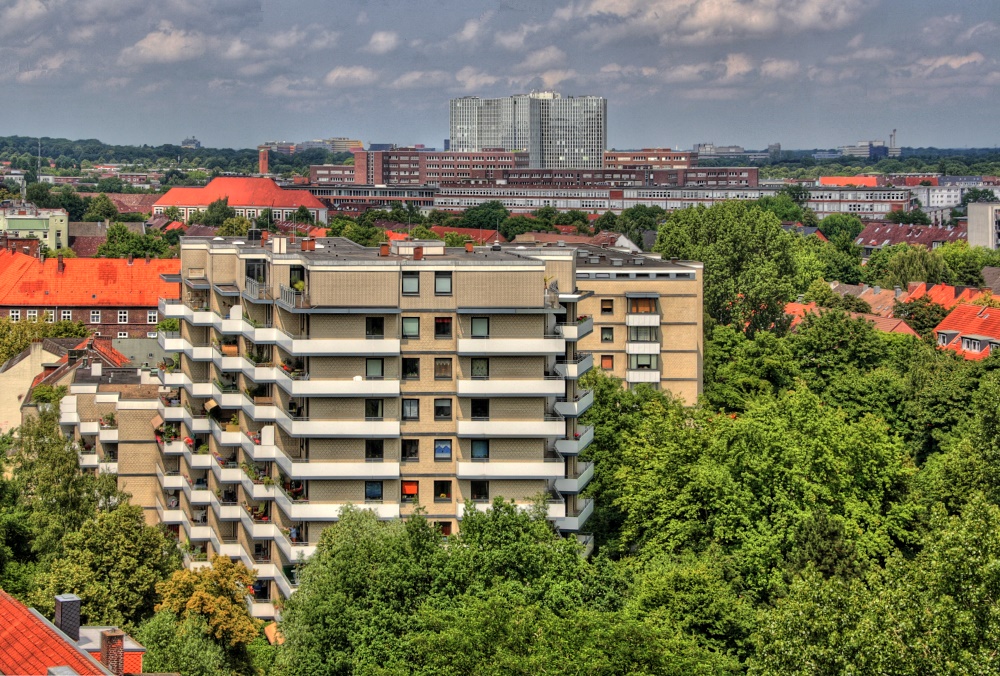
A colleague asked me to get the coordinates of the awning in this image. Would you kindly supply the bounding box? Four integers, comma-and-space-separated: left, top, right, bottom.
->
402, 481, 418, 495
150, 413, 164, 429
204, 400, 219, 412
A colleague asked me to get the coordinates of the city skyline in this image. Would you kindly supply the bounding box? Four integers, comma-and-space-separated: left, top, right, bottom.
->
2, 0, 1000, 150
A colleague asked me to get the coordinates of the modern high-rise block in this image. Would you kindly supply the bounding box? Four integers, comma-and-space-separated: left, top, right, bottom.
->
450, 92, 607, 169
145, 233, 701, 617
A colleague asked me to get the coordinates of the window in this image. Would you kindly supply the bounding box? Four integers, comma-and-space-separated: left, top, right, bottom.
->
434, 398, 452, 420
401, 480, 419, 503
27, 310, 37, 321
402, 358, 420, 380
601, 327, 614, 342
402, 272, 419, 295
434, 358, 452, 380
433, 480, 452, 502
365, 481, 383, 502
44, 310, 54, 323
147, 310, 158, 324
434, 272, 452, 295
436, 521, 453, 536
402, 317, 420, 338
629, 326, 657, 342
471, 358, 489, 379
366, 358, 384, 379
472, 439, 489, 460
402, 439, 419, 462
90, 310, 100, 324
8, 310, 18, 322
365, 317, 384, 338
962, 337, 983, 353
937, 333, 950, 346
601, 355, 614, 370
471, 316, 489, 338
471, 399, 489, 420
629, 354, 658, 370
601, 299, 613, 315
629, 298, 656, 314
61, 310, 72, 322
434, 439, 452, 461
402, 399, 419, 420
364, 399, 384, 420
470, 480, 489, 502
147, 332, 158, 338
118, 310, 128, 324
433, 317, 452, 339
117, 331, 129, 339
365, 440, 384, 462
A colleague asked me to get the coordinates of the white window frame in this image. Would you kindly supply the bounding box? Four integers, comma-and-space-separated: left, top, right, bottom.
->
27, 310, 37, 321
147, 331, 158, 338
147, 310, 158, 324
61, 310, 72, 321
118, 310, 128, 324
117, 331, 129, 339
44, 310, 55, 323
90, 310, 101, 324
9, 310, 19, 322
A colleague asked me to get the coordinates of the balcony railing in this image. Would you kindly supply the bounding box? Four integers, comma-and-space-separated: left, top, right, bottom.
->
279, 284, 309, 309
244, 277, 271, 300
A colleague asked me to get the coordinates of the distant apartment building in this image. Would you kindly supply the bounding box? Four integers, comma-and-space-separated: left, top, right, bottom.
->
0, 250, 181, 338
908, 185, 965, 210
154, 177, 328, 224
691, 143, 770, 162
296, 138, 364, 153
309, 165, 356, 184
298, 184, 436, 216
603, 148, 696, 170
968, 202, 1000, 248
839, 140, 898, 160
146, 233, 702, 616
181, 137, 201, 149
0, 202, 68, 250
434, 185, 911, 219
450, 92, 607, 169
344, 149, 530, 186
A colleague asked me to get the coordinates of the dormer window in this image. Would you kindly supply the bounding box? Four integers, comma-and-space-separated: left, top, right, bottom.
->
961, 337, 982, 352
938, 332, 953, 346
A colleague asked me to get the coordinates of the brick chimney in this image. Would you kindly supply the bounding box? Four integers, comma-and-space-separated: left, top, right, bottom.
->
413, 246, 423, 261
99, 629, 125, 676
53, 594, 81, 641
379, 243, 390, 257
127, 253, 134, 265
57, 254, 65, 273
465, 241, 474, 253
261, 230, 269, 245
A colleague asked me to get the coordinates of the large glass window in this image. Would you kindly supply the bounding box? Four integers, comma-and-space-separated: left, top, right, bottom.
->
434, 398, 452, 420
402, 358, 419, 379
434, 317, 452, 338
434, 439, 452, 461
402, 272, 419, 295
435, 272, 452, 295
472, 439, 489, 460
434, 480, 452, 502
629, 354, 658, 370
365, 317, 384, 338
470, 480, 489, 502
364, 399, 384, 420
629, 298, 657, 314
118, 310, 129, 324
402, 399, 419, 420
402, 439, 419, 462
628, 326, 658, 342
471, 358, 489, 379
366, 358, 384, 379
365, 481, 383, 502
402, 317, 420, 338
471, 399, 489, 420
365, 439, 383, 461
434, 358, 452, 380
471, 316, 489, 337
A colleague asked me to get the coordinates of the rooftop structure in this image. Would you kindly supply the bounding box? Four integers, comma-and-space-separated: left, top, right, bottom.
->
603, 148, 696, 170
934, 303, 1000, 360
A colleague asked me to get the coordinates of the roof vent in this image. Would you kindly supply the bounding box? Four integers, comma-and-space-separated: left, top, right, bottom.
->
611, 259, 624, 266
589, 257, 600, 264
557, 240, 566, 247
634, 258, 644, 265
491, 244, 501, 251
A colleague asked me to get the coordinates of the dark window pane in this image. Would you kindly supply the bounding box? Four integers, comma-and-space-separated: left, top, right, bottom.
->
365, 399, 383, 419
471, 399, 489, 419
402, 439, 419, 461
433, 480, 452, 502
365, 481, 383, 501
434, 399, 452, 420
472, 439, 489, 459
402, 358, 419, 379
471, 358, 489, 378
471, 480, 489, 501
434, 317, 452, 338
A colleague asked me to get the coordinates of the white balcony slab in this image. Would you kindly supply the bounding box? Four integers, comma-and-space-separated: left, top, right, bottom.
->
553, 389, 594, 418
80, 421, 99, 435
554, 498, 594, 532
555, 316, 594, 341
158, 334, 187, 352
210, 494, 242, 520
98, 427, 118, 443
625, 313, 660, 327
156, 464, 186, 490
273, 489, 399, 521
554, 425, 594, 455
273, 453, 400, 480
275, 333, 401, 357
456, 460, 565, 480
457, 337, 565, 356
553, 461, 595, 494
210, 420, 243, 446
212, 353, 244, 372
626, 341, 660, 355
247, 602, 276, 619
185, 345, 215, 361
274, 373, 401, 398
241, 360, 280, 383
273, 530, 317, 561
274, 410, 400, 438
97, 462, 118, 475
553, 353, 593, 379
241, 323, 281, 344
456, 378, 565, 397
626, 369, 661, 383
241, 477, 277, 501
154, 497, 186, 525
238, 509, 280, 540
456, 419, 565, 438
78, 453, 98, 468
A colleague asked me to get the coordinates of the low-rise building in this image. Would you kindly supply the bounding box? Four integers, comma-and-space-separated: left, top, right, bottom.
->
0, 202, 68, 250
603, 148, 696, 169
154, 177, 328, 224
854, 222, 967, 256
933, 303, 1000, 360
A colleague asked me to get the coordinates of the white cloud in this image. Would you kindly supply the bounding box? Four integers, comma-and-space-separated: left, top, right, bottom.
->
826, 47, 894, 64
720, 53, 753, 82
263, 75, 318, 98
323, 65, 377, 87
959, 21, 1000, 42
515, 46, 566, 72
760, 58, 801, 79
388, 70, 451, 89
916, 52, 985, 72
118, 22, 205, 64
495, 23, 542, 50
455, 66, 498, 91
660, 62, 714, 84
364, 30, 399, 54
456, 11, 494, 42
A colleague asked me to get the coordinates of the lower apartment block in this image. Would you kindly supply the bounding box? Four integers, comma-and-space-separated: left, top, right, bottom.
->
82, 234, 702, 618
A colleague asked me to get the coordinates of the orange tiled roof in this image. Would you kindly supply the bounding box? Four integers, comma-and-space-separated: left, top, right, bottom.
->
429, 226, 507, 244
0, 590, 107, 675
933, 303, 1000, 360
0, 250, 180, 307
819, 175, 881, 187
785, 301, 918, 335
155, 177, 325, 210
163, 221, 187, 232
906, 282, 986, 310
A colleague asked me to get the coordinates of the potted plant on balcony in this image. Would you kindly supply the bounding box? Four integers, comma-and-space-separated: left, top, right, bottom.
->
100, 412, 116, 428
262, 476, 275, 487
196, 443, 210, 455
226, 413, 240, 432
292, 280, 305, 294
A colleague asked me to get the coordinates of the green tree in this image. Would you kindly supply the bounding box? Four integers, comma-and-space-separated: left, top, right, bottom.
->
162, 206, 183, 222
218, 216, 251, 237
817, 213, 864, 241
460, 201, 509, 231
96, 223, 169, 259
594, 210, 618, 232
292, 205, 314, 226
531, 205, 558, 225
654, 202, 797, 336
617, 205, 665, 247
756, 193, 804, 222
190, 198, 235, 227
885, 208, 932, 225
82, 193, 119, 222
443, 232, 471, 247
893, 296, 949, 337
962, 187, 998, 205
0, 318, 88, 365
254, 208, 274, 231
498, 215, 543, 241
880, 246, 952, 288
136, 611, 231, 676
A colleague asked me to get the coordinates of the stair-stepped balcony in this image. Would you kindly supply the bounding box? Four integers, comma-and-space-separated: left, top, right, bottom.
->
241, 426, 279, 461
553, 389, 594, 418
154, 494, 186, 525
240, 462, 277, 501
273, 524, 316, 561
181, 511, 213, 541
553, 353, 594, 379
183, 439, 215, 469
98, 414, 118, 443
209, 413, 243, 446
211, 306, 245, 335
273, 327, 401, 357
238, 503, 279, 540
210, 379, 243, 407
553, 461, 595, 494
209, 488, 242, 520
241, 390, 279, 421
212, 343, 243, 371
272, 452, 401, 480
156, 463, 186, 491
181, 407, 212, 434
553, 497, 595, 532
554, 315, 594, 341
182, 474, 213, 505
77, 445, 98, 469
456, 415, 565, 438
553, 425, 595, 455
457, 333, 566, 356
274, 370, 402, 398
158, 331, 187, 352
241, 353, 280, 383
273, 408, 400, 438
456, 376, 565, 397
243, 276, 273, 304
456, 457, 565, 480
272, 485, 400, 521
210, 451, 243, 484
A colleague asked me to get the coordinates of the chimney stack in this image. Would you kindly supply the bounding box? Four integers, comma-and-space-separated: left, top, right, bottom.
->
379, 243, 390, 257
57, 254, 65, 273
127, 253, 134, 265
54, 594, 81, 642
145, 254, 150, 264
301, 238, 315, 252
465, 241, 474, 253
413, 246, 424, 261
99, 629, 125, 676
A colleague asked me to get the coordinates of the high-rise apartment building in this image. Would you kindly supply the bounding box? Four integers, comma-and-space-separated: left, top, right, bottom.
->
144, 234, 701, 617
450, 92, 607, 169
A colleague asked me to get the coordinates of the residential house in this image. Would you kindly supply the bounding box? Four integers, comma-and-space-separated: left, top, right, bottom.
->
854, 222, 967, 257
0, 202, 68, 251
933, 303, 1000, 360
154, 177, 328, 224
784, 301, 918, 335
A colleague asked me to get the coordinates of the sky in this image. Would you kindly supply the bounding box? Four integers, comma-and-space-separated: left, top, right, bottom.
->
2, 0, 999, 151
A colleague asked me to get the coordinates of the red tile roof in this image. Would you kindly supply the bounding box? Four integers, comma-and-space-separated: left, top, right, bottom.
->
76, 193, 161, 214
163, 221, 187, 232
0, 590, 108, 675
92, 337, 130, 367
933, 303, 1000, 360
429, 226, 506, 244
68, 236, 106, 258
385, 230, 410, 241
0, 250, 180, 307
855, 222, 967, 250
906, 282, 986, 309
155, 177, 325, 210
785, 301, 918, 335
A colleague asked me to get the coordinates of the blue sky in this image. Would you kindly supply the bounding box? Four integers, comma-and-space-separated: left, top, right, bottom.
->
3, 0, 999, 150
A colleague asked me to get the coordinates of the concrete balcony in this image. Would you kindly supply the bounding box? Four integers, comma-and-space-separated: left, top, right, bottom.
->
273, 528, 317, 562
553, 461, 595, 494
159, 371, 190, 388
156, 464, 186, 491
185, 345, 215, 361
182, 519, 213, 541
626, 341, 661, 355
456, 459, 565, 480
626, 369, 661, 383
80, 421, 99, 435
555, 316, 594, 341
181, 480, 213, 505
457, 336, 565, 356
554, 425, 594, 455
273, 372, 401, 398
238, 507, 280, 539
77, 452, 98, 469
209, 457, 243, 485
240, 359, 280, 383
273, 453, 400, 481
182, 411, 212, 434
158, 332, 187, 352
456, 377, 565, 397
247, 602, 277, 619
97, 462, 118, 475
625, 313, 660, 327
211, 350, 243, 372
241, 396, 278, 421
154, 496, 186, 525
241, 321, 281, 344
158, 438, 186, 455
209, 493, 242, 521
554, 498, 594, 532
241, 428, 279, 460
183, 449, 214, 469
213, 315, 244, 335
274, 410, 400, 438
210, 419, 243, 446
240, 476, 276, 501
98, 426, 118, 443
274, 331, 401, 357
553, 389, 594, 418
553, 353, 593, 380
273, 488, 400, 521
159, 298, 185, 318
456, 418, 565, 438
210, 383, 243, 408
